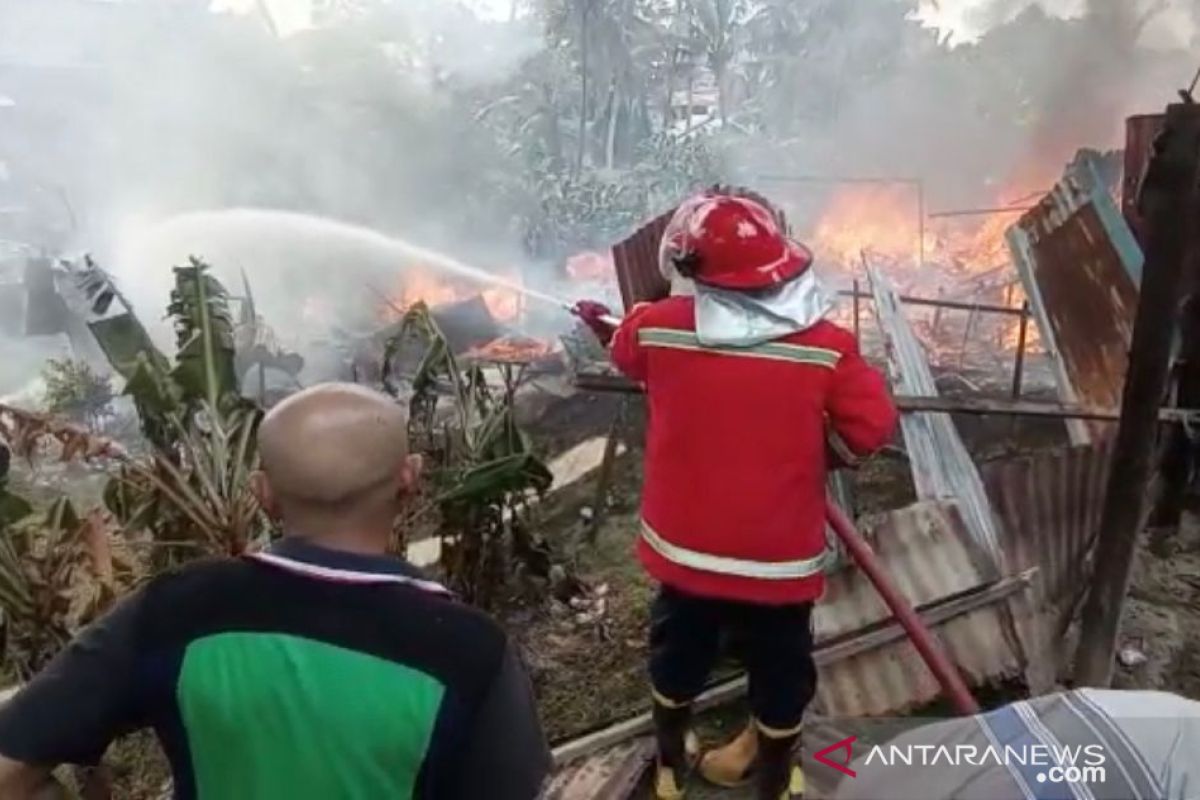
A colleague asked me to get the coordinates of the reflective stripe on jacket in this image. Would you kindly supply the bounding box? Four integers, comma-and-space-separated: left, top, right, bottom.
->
610, 296, 897, 605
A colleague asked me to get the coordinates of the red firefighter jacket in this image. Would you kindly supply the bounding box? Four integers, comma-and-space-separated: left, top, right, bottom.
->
610, 296, 898, 605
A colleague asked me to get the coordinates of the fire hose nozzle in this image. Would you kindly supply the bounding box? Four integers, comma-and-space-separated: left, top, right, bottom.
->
564, 302, 622, 328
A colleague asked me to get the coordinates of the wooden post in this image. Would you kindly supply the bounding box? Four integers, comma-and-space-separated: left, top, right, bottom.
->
587, 398, 628, 543
1150, 291, 1200, 532
1011, 302, 1030, 400
931, 287, 945, 339
1074, 102, 1200, 687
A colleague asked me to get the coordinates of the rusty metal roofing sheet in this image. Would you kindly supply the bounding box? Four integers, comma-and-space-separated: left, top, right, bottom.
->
815, 501, 1030, 717
867, 264, 1004, 563
982, 439, 1111, 652
1006, 151, 1144, 443
611, 209, 673, 310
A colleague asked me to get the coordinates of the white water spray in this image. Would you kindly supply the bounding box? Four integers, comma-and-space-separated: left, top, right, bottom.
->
113, 209, 614, 344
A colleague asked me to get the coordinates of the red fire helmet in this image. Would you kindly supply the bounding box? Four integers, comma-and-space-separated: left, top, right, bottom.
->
658, 192, 812, 291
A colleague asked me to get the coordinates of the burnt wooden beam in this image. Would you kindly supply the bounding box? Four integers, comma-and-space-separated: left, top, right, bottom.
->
891, 395, 1200, 423
1075, 102, 1200, 687
572, 373, 1200, 423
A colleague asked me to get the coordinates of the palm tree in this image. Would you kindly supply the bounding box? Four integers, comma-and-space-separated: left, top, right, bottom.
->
684, 0, 748, 126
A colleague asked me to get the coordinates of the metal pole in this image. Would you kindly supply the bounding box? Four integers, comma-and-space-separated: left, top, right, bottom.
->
1074, 102, 1200, 687
931, 287, 945, 339
1011, 302, 1030, 400
852, 279, 861, 344
835, 290, 1025, 317
917, 181, 926, 270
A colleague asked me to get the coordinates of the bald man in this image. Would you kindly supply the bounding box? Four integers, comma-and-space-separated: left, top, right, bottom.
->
0, 383, 551, 799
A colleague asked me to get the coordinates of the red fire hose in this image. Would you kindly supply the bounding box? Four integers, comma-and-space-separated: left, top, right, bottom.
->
825, 498, 981, 715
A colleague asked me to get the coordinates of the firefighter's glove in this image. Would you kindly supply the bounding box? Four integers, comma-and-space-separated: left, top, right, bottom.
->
574, 300, 616, 346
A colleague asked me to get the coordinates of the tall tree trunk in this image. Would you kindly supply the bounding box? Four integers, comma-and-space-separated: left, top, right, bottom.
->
577, 0, 591, 175
714, 0, 730, 126
545, 86, 563, 167
714, 57, 728, 126
685, 62, 695, 134
663, 45, 679, 131
605, 82, 620, 169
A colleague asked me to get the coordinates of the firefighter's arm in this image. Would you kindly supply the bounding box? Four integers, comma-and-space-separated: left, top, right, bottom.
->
825, 338, 898, 469
608, 302, 654, 383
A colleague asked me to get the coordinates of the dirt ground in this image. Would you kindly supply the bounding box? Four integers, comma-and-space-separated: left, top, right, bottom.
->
1110, 519, 1200, 699
28, 382, 1200, 798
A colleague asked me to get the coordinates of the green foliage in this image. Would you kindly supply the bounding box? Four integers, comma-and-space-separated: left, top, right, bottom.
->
73, 257, 268, 557
168, 258, 240, 415
41, 358, 115, 428
0, 449, 33, 529
382, 303, 555, 606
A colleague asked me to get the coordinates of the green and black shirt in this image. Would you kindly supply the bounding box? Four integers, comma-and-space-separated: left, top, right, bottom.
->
0, 538, 551, 799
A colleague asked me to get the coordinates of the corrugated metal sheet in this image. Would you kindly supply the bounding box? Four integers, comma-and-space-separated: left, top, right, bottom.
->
816, 501, 1028, 717
1123, 114, 1164, 247
867, 264, 1004, 563
611, 209, 673, 309
1006, 151, 1145, 443
982, 439, 1112, 634
545, 501, 1040, 795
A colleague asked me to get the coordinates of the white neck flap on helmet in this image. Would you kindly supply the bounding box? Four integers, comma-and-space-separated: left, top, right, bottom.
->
692, 266, 834, 347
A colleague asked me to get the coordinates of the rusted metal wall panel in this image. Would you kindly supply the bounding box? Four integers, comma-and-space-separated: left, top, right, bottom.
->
1123, 114, 1165, 247
610, 210, 673, 310
867, 264, 1004, 563
982, 440, 1112, 626
816, 501, 1029, 717
1007, 151, 1145, 444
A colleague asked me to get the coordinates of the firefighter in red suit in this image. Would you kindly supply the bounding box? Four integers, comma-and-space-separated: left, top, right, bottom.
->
575, 190, 897, 800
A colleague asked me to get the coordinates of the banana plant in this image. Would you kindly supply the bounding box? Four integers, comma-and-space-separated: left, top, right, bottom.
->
68, 257, 266, 557
381, 303, 553, 606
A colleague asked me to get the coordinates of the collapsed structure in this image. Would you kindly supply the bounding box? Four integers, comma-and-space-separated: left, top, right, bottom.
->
548, 111, 1185, 798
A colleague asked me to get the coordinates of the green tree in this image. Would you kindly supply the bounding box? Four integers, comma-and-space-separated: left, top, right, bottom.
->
41, 359, 115, 430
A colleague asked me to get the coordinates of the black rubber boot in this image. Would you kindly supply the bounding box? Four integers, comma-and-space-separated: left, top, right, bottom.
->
652, 699, 697, 799
756, 730, 803, 800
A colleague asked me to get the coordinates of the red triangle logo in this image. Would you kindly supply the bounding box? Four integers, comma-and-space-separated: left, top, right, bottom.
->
813, 735, 858, 778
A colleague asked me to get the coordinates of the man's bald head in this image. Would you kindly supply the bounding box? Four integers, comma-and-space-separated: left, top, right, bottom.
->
253, 383, 419, 542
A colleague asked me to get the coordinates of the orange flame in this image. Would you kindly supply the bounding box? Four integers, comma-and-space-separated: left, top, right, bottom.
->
462, 336, 554, 363
804, 176, 1059, 357
382, 267, 526, 324
810, 185, 924, 270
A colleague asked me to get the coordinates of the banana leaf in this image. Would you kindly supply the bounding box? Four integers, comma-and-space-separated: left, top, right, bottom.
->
0, 486, 32, 528
168, 258, 238, 411
438, 453, 552, 506
123, 353, 180, 450
88, 314, 168, 381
